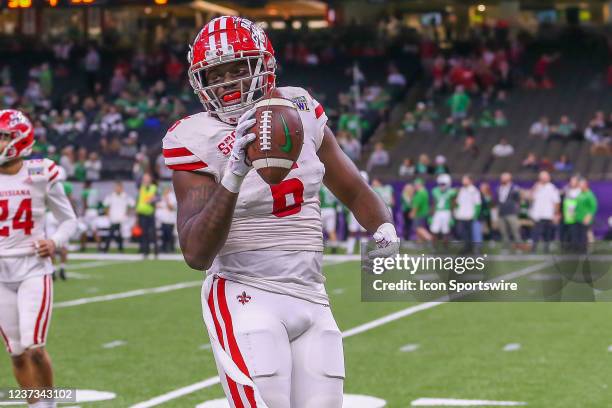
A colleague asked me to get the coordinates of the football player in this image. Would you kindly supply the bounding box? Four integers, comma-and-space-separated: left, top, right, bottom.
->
0, 110, 77, 408
164, 17, 399, 408
430, 174, 456, 246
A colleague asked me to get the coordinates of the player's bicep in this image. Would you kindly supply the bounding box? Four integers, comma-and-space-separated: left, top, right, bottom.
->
172, 170, 218, 231
318, 126, 369, 205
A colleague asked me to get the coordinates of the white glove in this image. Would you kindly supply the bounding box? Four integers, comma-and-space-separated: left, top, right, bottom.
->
368, 222, 400, 260
221, 108, 257, 193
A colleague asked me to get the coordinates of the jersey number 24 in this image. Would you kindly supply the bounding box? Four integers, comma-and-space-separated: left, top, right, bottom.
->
0, 198, 34, 236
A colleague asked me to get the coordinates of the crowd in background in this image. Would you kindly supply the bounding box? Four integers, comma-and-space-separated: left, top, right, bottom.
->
320, 169, 601, 255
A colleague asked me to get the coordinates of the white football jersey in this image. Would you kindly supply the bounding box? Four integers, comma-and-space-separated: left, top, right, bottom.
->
163, 87, 329, 303
0, 159, 74, 282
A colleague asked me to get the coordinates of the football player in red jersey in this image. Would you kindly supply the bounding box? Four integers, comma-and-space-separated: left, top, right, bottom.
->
164, 17, 399, 407
0, 110, 77, 408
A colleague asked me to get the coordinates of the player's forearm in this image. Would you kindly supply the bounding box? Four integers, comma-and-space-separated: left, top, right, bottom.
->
47, 182, 78, 247
177, 183, 238, 270
347, 186, 392, 233
51, 218, 78, 248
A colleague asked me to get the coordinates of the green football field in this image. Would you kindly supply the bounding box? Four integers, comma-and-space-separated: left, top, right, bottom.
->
2, 256, 612, 407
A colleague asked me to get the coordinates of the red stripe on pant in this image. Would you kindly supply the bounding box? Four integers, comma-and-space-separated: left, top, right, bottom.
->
40, 276, 52, 345
33, 275, 49, 345
217, 278, 257, 407
0, 327, 11, 353
208, 278, 247, 408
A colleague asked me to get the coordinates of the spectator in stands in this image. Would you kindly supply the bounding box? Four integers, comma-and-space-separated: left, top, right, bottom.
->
584, 111, 607, 143
478, 109, 495, 128
120, 131, 140, 157
133, 152, 149, 184
492, 138, 514, 158
366, 142, 390, 171
102, 182, 135, 253
337, 131, 361, 161
433, 155, 450, 174
463, 135, 479, 158
415, 154, 432, 175
447, 85, 470, 120
84, 45, 101, 92
401, 112, 417, 133
156, 186, 177, 253
84, 152, 102, 181
136, 173, 159, 259
554, 155, 573, 172
454, 174, 481, 254
415, 102, 436, 132
110, 68, 127, 96
59, 146, 75, 178
73, 147, 87, 182
532, 53, 558, 89
398, 158, 415, 177
529, 117, 550, 139
156, 151, 173, 181
338, 109, 369, 140
371, 179, 395, 215
551, 115, 576, 140
494, 109, 508, 127
528, 171, 560, 253
522, 152, 539, 172
387, 63, 407, 88
497, 172, 524, 251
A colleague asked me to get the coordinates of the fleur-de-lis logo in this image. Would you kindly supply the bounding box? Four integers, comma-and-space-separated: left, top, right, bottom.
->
237, 291, 251, 305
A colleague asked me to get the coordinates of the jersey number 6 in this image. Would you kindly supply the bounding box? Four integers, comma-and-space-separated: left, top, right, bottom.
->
270, 178, 304, 218
0, 198, 34, 236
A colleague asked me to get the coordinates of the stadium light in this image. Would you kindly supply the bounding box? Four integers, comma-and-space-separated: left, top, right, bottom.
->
477, 4, 486, 12
154, 0, 168, 4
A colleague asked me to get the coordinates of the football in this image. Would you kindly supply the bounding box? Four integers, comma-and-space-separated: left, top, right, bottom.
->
247, 90, 304, 185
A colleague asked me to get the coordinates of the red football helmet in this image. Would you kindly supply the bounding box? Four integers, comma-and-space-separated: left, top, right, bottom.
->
0, 109, 34, 165
187, 16, 276, 124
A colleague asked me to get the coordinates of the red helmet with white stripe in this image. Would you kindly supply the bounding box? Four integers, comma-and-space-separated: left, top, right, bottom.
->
0, 109, 34, 165
187, 16, 276, 124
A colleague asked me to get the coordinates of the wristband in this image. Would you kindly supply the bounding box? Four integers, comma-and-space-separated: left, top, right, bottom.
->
220, 171, 244, 194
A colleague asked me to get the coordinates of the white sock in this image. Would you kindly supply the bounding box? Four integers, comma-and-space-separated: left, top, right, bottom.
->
346, 237, 356, 254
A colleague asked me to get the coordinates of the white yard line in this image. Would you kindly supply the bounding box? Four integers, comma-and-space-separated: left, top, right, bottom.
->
130, 378, 222, 408
129, 261, 552, 408
102, 340, 127, 349
55, 281, 201, 308
65, 260, 132, 270
411, 397, 526, 406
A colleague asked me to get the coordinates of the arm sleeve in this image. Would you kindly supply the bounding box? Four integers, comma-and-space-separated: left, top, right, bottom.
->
46, 182, 78, 248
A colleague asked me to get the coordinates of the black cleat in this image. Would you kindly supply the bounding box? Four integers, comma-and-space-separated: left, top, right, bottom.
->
59, 268, 67, 281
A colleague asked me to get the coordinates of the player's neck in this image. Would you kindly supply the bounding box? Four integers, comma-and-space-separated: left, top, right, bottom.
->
0, 158, 23, 175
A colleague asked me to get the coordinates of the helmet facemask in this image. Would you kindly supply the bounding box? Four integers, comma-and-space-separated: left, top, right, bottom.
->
188, 50, 276, 124
0, 130, 30, 166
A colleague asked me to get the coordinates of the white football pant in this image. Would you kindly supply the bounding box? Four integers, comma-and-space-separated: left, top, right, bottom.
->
203, 276, 344, 408
0, 274, 53, 356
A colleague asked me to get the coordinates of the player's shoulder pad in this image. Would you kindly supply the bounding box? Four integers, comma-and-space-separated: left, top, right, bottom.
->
162, 112, 219, 176
24, 158, 61, 184
276, 86, 326, 121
